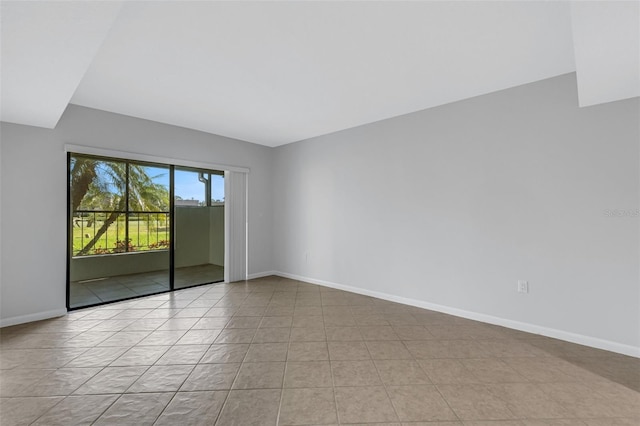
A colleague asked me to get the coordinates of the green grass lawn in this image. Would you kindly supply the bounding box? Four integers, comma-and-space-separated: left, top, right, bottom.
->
72, 214, 169, 256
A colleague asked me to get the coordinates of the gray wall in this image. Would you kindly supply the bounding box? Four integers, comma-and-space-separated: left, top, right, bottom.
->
0, 105, 272, 323
209, 206, 224, 266
174, 206, 224, 268
273, 73, 640, 351
1, 74, 638, 355
174, 207, 211, 268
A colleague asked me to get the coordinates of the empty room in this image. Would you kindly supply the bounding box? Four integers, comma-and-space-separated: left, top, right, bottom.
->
0, 1, 638, 425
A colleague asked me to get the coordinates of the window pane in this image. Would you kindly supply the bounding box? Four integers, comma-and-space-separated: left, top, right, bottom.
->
128, 164, 170, 212
211, 174, 225, 205
71, 156, 126, 212
127, 213, 170, 252
174, 169, 206, 206
71, 212, 125, 256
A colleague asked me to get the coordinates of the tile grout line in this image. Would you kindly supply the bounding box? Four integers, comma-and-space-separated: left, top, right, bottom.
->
3, 276, 639, 425
24, 339, 104, 413
366, 331, 402, 424
191, 289, 237, 426
210, 285, 277, 425
91, 282, 231, 424
414, 355, 464, 424
275, 322, 294, 426
328, 334, 341, 426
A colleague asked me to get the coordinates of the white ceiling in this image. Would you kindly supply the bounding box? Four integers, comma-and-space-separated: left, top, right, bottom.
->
1, 1, 638, 147
570, 1, 640, 107
0, 1, 122, 128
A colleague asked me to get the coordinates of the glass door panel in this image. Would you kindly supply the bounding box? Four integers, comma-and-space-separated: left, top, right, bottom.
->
173, 168, 224, 289
68, 155, 171, 308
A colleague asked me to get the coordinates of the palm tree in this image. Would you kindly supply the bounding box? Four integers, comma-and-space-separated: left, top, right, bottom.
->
71, 157, 169, 256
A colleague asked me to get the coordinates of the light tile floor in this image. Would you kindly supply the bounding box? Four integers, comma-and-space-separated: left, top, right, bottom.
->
1, 276, 638, 425
70, 264, 224, 308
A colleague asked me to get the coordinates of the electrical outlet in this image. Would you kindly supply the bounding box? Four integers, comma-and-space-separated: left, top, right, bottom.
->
517, 280, 529, 293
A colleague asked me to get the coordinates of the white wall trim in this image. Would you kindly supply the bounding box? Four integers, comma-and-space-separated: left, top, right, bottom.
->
64, 143, 250, 173
0, 309, 67, 328
274, 271, 640, 358
247, 271, 278, 280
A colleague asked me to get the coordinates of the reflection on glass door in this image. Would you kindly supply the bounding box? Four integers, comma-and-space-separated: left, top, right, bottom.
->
68, 155, 171, 308
173, 168, 225, 289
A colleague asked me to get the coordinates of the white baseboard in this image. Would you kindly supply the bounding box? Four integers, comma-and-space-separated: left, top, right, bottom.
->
247, 271, 278, 280
274, 271, 640, 358
0, 309, 67, 328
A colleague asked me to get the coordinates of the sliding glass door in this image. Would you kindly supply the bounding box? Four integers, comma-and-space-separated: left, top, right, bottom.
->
68, 153, 224, 309
173, 168, 225, 289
